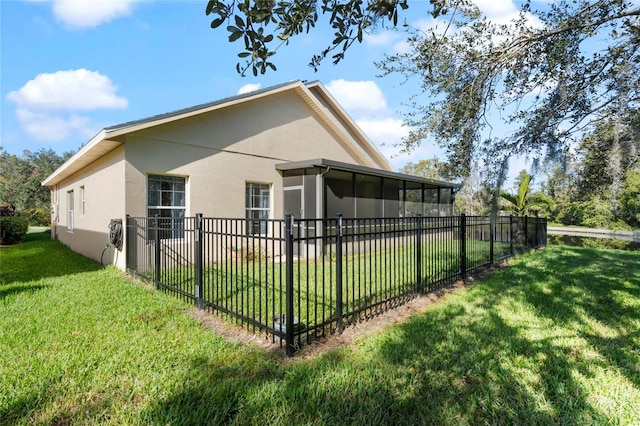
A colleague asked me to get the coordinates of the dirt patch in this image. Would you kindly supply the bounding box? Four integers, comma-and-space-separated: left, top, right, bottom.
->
182, 264, 504, 360
188, 308, 284, 354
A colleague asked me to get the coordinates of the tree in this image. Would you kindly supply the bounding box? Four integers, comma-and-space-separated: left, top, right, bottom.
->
208, 1, 640, 193
499, 172, 553, 216
574, 113, 639, 203
380, 1, 640, 189
454, 166, 491, 215
205, 0, 410, 76
0, 148, 72, 224
400, 157, 447, 180
618, 168, 640, 228
538, 159, 577, 224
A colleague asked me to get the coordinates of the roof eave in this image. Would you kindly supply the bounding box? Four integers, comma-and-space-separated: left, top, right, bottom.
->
42, 129, 122, 187
276, 158, 460, 189
304, 81, 395, 172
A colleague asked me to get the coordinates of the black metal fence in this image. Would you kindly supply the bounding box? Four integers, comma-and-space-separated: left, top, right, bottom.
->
126, 214, 546, 355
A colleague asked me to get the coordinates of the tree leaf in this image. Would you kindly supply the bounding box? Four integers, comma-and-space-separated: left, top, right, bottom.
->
210, 18, 224, 29
234, 14, 245, 29
228, 29, 243, 42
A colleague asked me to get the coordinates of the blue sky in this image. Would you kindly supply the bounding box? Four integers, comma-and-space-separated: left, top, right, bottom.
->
1, 0, 544, 179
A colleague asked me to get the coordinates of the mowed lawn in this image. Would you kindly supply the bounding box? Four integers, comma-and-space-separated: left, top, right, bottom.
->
1, 231, 639, 425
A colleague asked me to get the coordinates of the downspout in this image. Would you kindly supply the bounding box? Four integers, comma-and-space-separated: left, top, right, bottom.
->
51, 184, 58, 240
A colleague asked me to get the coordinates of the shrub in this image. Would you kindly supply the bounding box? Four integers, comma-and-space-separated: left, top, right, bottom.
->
0, 216, 29, 245
0, 204, 16, 217
21, 207, 50, 226
618, 169, 640, 229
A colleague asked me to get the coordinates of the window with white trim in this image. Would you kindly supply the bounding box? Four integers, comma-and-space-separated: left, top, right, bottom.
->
67, 190, 74, 232
147, 174, 186, 239
80, 185, 85, 216
245, 182, 270, 235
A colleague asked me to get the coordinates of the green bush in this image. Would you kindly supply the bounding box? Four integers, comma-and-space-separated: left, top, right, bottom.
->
556, 201, 584, 226
21, 207, 50, 226
618, 169, 640, 229
0, 216, 29, 245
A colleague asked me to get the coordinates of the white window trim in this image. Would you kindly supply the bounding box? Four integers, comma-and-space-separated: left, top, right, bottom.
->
147, 174, 187, 240
245, 181, 272, 236
80, 185, 85, 216
67, 189, 74, 232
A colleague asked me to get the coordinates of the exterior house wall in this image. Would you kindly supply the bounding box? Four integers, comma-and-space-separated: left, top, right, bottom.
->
53, 146, 126, 268
123, 91, 364, 220
44, 81, 454, 272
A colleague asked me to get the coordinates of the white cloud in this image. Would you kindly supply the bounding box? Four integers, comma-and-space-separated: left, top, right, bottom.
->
15, 109, 94, 142
471, 0, 544, 30
7, 69, 128, 111
324, 79, 438, 169
6, 69, 127, 142
364, 31, 402, 47
237, 83, 262, 95
356, 118, 407, 146
472, 0, 517, 19
54, 0, 137, 29
356, 117, 443, 169
326, 79, 388, 115
369, 32, 412, 55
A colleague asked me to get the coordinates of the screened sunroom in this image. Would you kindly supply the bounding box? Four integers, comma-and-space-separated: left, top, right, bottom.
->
276, 159, 459, 220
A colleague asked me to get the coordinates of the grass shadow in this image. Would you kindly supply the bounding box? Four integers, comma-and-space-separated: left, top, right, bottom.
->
0, 283, 49, 300
373, 302, 608, 424
0, 231, 102, 286
136, 245, 639, 424
3, 242, 638, 424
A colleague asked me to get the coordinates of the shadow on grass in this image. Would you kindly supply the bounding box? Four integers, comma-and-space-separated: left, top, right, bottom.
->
132, 248, 634, 424
497, 246, 640, 390
0, 283, 49, 300
0, 231, 102, 286
149, 246, 639, 424
374, 304, 608, 424
3, 245, 637, 424
2, 376, 121, 425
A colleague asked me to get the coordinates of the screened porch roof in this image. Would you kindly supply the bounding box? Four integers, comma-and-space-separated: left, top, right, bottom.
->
275, 159, 460, 190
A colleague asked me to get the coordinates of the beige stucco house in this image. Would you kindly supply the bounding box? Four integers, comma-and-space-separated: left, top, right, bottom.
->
43, 80, 457, 269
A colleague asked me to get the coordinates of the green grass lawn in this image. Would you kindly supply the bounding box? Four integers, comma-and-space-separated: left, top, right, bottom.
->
1, 231, 639, 425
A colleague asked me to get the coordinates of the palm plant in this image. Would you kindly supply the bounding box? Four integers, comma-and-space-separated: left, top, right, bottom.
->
500, 173, 554, 216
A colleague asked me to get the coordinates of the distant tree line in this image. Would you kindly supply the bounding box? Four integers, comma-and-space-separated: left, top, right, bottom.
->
403, 114, 639, 230
0, 148, 72, 226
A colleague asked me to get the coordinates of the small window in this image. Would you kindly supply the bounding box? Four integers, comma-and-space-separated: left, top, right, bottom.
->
80, 185, 85, 216
147, 174, 186, 239
245, 182, 271, 235
67, 190, 74, 232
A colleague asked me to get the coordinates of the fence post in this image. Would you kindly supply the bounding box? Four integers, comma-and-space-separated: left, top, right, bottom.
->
335, 213, 344, 334
509, 214, 514, 257
194, 213, 204, 310
154, 214, 161, 290
125, 215, 135, 272
460, 213, 467, 280
284, 214, 295, 357
489, 215, 494, 267
524, 214, 529, 249
416, 214, 422, 293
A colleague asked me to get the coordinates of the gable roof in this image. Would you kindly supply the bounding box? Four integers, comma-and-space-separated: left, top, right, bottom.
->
42, 80, 393, 187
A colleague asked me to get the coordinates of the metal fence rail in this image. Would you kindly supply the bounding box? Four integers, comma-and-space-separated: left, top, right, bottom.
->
126, 214, 547, 355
